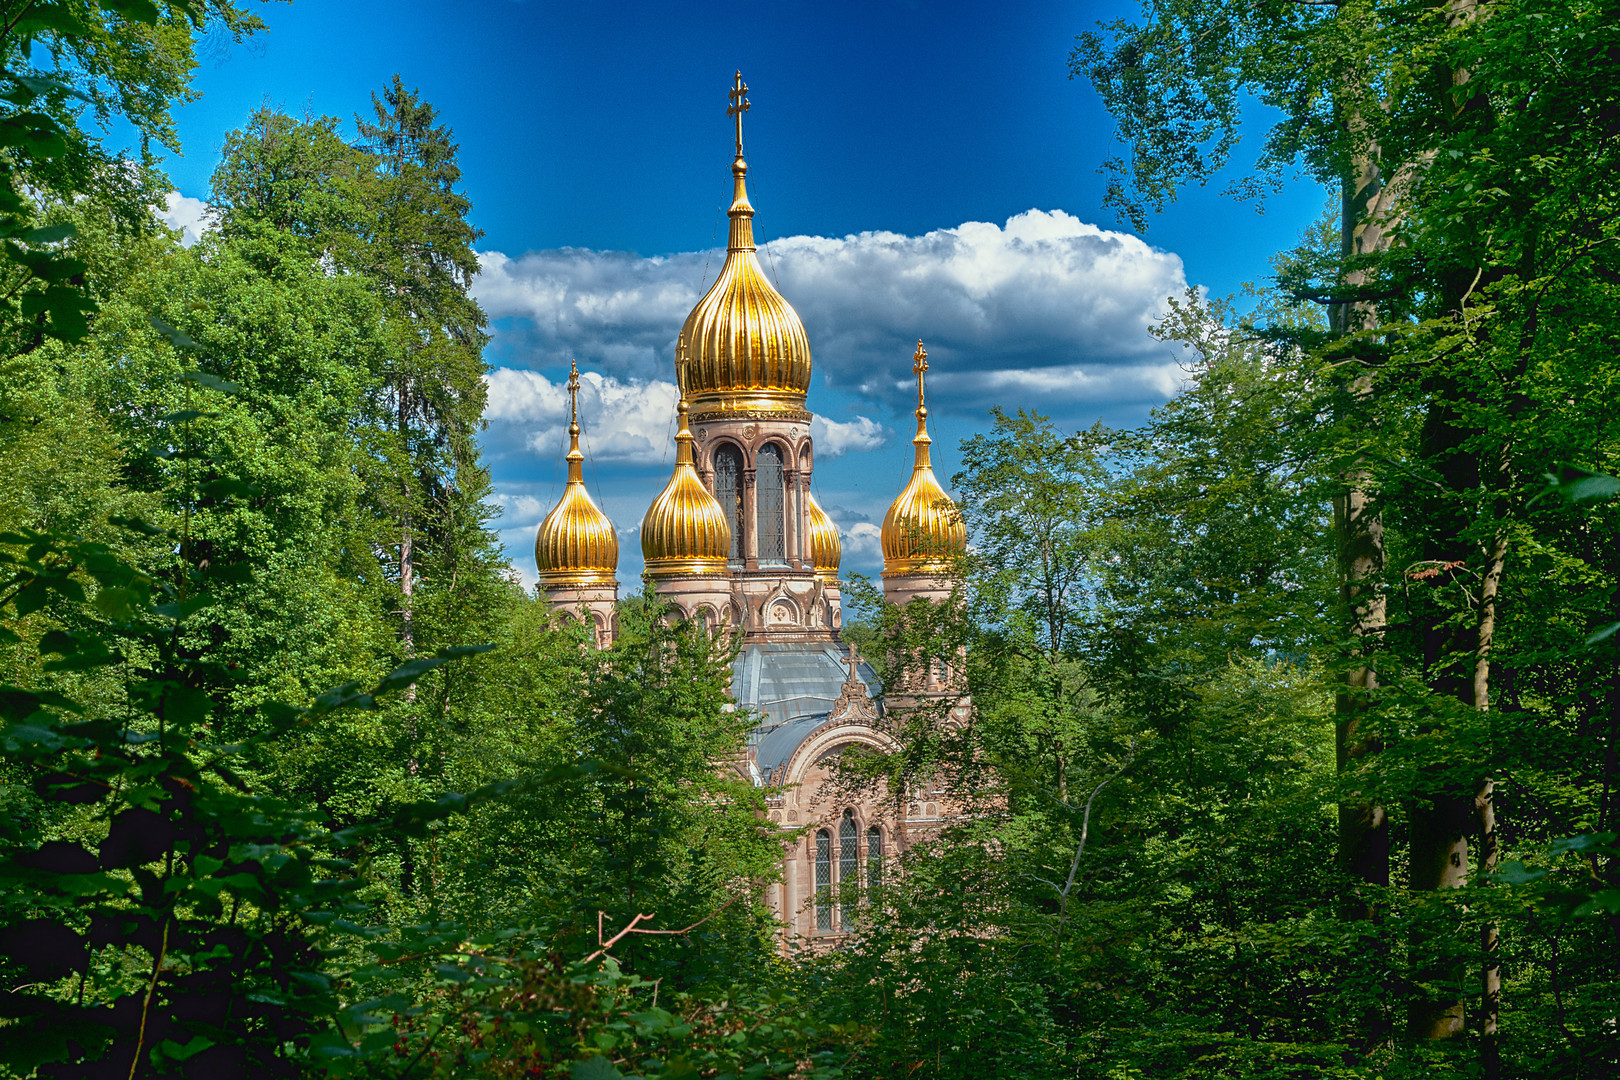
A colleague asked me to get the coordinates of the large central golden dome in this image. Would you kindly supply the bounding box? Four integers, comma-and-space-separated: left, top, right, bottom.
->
679, 77, 811, 421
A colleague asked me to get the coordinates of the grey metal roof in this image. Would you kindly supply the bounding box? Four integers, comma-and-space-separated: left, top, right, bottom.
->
732, 641, 882, 784
753, 711, 829, 779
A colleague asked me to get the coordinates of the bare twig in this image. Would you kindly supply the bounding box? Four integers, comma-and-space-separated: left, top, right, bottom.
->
128, 915, 171, 1080
1053, 771, 1120, 958
581, 894, 743, 966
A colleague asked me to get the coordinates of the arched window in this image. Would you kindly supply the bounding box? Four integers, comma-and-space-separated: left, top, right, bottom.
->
713, 445, 743, 562
756, 443, 786, 564
839, 810, 859, 929
867, 826, 883, 890
814, 830, 832, 931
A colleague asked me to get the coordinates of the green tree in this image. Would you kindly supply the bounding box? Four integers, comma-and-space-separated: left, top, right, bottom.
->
353, 75, 491, 664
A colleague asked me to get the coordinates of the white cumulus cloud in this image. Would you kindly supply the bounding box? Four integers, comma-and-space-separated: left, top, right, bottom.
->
842, 522, 884, 571
472, 209, 1189, 420
158, 192, 212, 247
810, 414, 887, 458
484, 367, 679, 466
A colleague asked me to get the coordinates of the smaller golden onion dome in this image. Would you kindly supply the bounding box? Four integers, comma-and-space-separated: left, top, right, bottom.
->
806, 492, 841, 585
641, 395, 732, 577
536, 362, 619, 587
881, 341, 966, 578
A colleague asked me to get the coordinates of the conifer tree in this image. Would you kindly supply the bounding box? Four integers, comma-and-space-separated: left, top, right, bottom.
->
353, 75, 492, 663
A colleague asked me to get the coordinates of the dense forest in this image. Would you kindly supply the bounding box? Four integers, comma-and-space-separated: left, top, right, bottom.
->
1, 1, 1616, 1078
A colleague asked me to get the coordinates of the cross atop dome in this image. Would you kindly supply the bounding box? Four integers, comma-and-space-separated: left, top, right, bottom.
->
913, 340, 929, 418
727, 71, 749, 160
566, 359, 580, 433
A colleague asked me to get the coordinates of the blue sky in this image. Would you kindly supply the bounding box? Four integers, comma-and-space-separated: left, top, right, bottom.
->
156, 0, 1326, 582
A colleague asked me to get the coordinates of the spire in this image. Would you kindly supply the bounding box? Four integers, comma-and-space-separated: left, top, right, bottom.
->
673, 393, 696, 466
677, 70, 813, 419
725, 70, 755, 252
880, 338, 965, 578
565, 359, 584, 485
535, 360, 619, 587
640, 364, 731, 577
911, 339, 933, 470
669, 329, 697, 468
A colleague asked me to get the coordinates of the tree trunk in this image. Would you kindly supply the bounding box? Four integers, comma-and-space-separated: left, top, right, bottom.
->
1334, 148, 1393, 911
1475, 532, 1506, 1079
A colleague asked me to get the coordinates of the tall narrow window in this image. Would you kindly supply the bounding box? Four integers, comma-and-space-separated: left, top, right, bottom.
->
756, 443, 786, 564
839, 810, 859, 929
814, 830, 832, 931
713, 445, 743, 562
867, 826, 883, 891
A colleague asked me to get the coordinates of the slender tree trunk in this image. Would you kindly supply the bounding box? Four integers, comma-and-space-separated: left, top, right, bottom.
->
398, 390, 415, 664
1606, 660, 1620, 957
1474, 532, 1507, 1080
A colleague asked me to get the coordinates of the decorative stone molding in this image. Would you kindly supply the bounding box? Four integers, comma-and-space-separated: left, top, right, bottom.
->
690, 407, 812, 425
829, 642, 878, 724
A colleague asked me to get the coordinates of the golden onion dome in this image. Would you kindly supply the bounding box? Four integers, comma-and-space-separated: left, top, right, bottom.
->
536, 362, 619, 587
806, 492, 841, 585
882, 341, 966, 578
679, 72, 812, 420
641, 396, 732, 577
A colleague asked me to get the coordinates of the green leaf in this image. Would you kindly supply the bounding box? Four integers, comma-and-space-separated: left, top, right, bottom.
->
373, 656, 450, 693
42, 649, 122, 672
13, 6, 90, 37
23, 223, 75, 244
1587, 621, 1620, 646
99, 0, 162, 24
154, 593, 213, 622
1543, 466, 1620, 503
1574, 891, 1620, 917
107, 515, 169, 537
199, 477, 261, 502
38, 629, 77, 654
180, 370, 245, 395
5, 72, 88, 103
92, 585, 140, 621
1493, 860, 1544, 885
48, 303, 88, 341
154, 1035, 213, 1062
570, 1057, 624, 1080
1547, 833, 1616, 856
438, 643, 496, 659
149, 314, 197, 351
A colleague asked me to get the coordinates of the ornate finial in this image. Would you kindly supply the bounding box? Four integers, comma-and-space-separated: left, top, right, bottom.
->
913, 340, 929, 414
565, 360, 585, 481
846, 640, 860, 677
910, 340, 933, 462
675, 332, 690, 397
727, 70, 750, 160
567, 359, 581, 432
673, 390, 695, 465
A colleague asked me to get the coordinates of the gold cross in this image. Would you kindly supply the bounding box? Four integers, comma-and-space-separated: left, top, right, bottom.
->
727, 70, 750, 158
567, 359, 580, 427
913, 339, 928, 410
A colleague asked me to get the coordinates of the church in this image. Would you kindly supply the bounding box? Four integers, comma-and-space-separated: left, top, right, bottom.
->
531, 73, 967, 944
